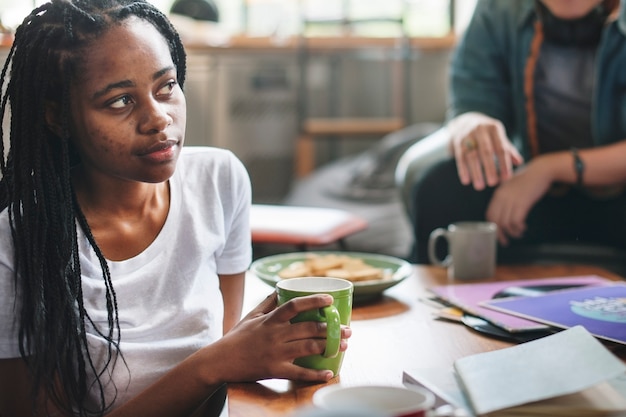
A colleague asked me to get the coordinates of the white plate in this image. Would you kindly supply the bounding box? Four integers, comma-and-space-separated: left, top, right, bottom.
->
249, 251, 413, 302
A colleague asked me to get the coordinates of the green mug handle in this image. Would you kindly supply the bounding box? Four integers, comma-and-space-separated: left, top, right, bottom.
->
320, 304, 341, 358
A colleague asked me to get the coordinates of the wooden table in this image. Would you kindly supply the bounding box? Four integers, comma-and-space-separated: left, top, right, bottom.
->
228, 264, 626, 417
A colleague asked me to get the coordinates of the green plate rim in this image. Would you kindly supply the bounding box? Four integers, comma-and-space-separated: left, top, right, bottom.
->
249, 251, 413, 297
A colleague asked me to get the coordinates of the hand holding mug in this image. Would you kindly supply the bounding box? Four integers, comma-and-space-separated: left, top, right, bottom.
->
276, 277, 353, 377
216, 291, 351, 383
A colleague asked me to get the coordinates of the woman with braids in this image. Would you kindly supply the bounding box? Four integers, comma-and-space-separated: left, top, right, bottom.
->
0, 1, 351, 416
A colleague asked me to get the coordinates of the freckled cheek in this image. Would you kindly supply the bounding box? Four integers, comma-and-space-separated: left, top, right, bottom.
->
86, 127, 125, 156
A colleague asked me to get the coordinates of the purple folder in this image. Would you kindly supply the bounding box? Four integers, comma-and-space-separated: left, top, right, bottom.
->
429, 275, 611, 332
482, 283, 626, 345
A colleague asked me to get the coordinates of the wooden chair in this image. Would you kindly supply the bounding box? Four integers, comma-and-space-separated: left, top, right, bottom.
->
250, 204, 368, 251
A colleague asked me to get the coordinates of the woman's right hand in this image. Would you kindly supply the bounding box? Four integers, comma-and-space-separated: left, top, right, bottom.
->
207, 292, 351, 384
0, 295, 350, 417
448, 112, 524, 190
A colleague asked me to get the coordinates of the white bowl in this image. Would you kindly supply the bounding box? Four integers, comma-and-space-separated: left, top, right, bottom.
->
313, 385, 435, 417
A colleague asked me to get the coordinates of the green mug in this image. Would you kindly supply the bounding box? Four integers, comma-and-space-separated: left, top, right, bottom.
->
276, 277, 353, 376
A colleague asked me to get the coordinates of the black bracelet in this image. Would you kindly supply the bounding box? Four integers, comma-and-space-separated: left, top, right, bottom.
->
571, 147, 584, 188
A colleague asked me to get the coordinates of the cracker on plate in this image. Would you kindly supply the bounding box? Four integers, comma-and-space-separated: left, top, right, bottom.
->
277, 254, 391, 282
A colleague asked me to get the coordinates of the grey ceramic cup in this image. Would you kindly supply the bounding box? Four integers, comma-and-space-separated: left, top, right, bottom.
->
428, 221, 497, 281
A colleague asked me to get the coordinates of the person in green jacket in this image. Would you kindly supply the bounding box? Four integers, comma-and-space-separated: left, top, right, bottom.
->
403, 0, 626, 263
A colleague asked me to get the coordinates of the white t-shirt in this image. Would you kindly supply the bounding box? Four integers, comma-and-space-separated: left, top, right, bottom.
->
0, 146, 252, 410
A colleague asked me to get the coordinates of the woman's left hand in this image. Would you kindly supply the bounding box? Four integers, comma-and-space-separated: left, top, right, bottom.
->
486, 158, 553, 246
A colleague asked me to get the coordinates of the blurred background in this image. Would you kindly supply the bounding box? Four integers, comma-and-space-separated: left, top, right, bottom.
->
0, 0, 474, 38
0, 1, 478, 258
0, 0, 476, 202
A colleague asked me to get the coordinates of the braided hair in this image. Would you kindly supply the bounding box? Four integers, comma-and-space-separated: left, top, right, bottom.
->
0, 0, 186, 415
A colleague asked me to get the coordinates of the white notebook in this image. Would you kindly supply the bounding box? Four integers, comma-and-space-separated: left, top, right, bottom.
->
404, 326, 626, 416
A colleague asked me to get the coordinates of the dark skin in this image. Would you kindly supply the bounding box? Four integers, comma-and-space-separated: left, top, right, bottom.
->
0, 17, 351, 417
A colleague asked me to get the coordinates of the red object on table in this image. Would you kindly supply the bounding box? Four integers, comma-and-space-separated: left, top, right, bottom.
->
250, 204, 368, 250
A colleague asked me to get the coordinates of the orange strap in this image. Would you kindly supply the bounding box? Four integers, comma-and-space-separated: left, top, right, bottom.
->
523, 19, 544, 158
